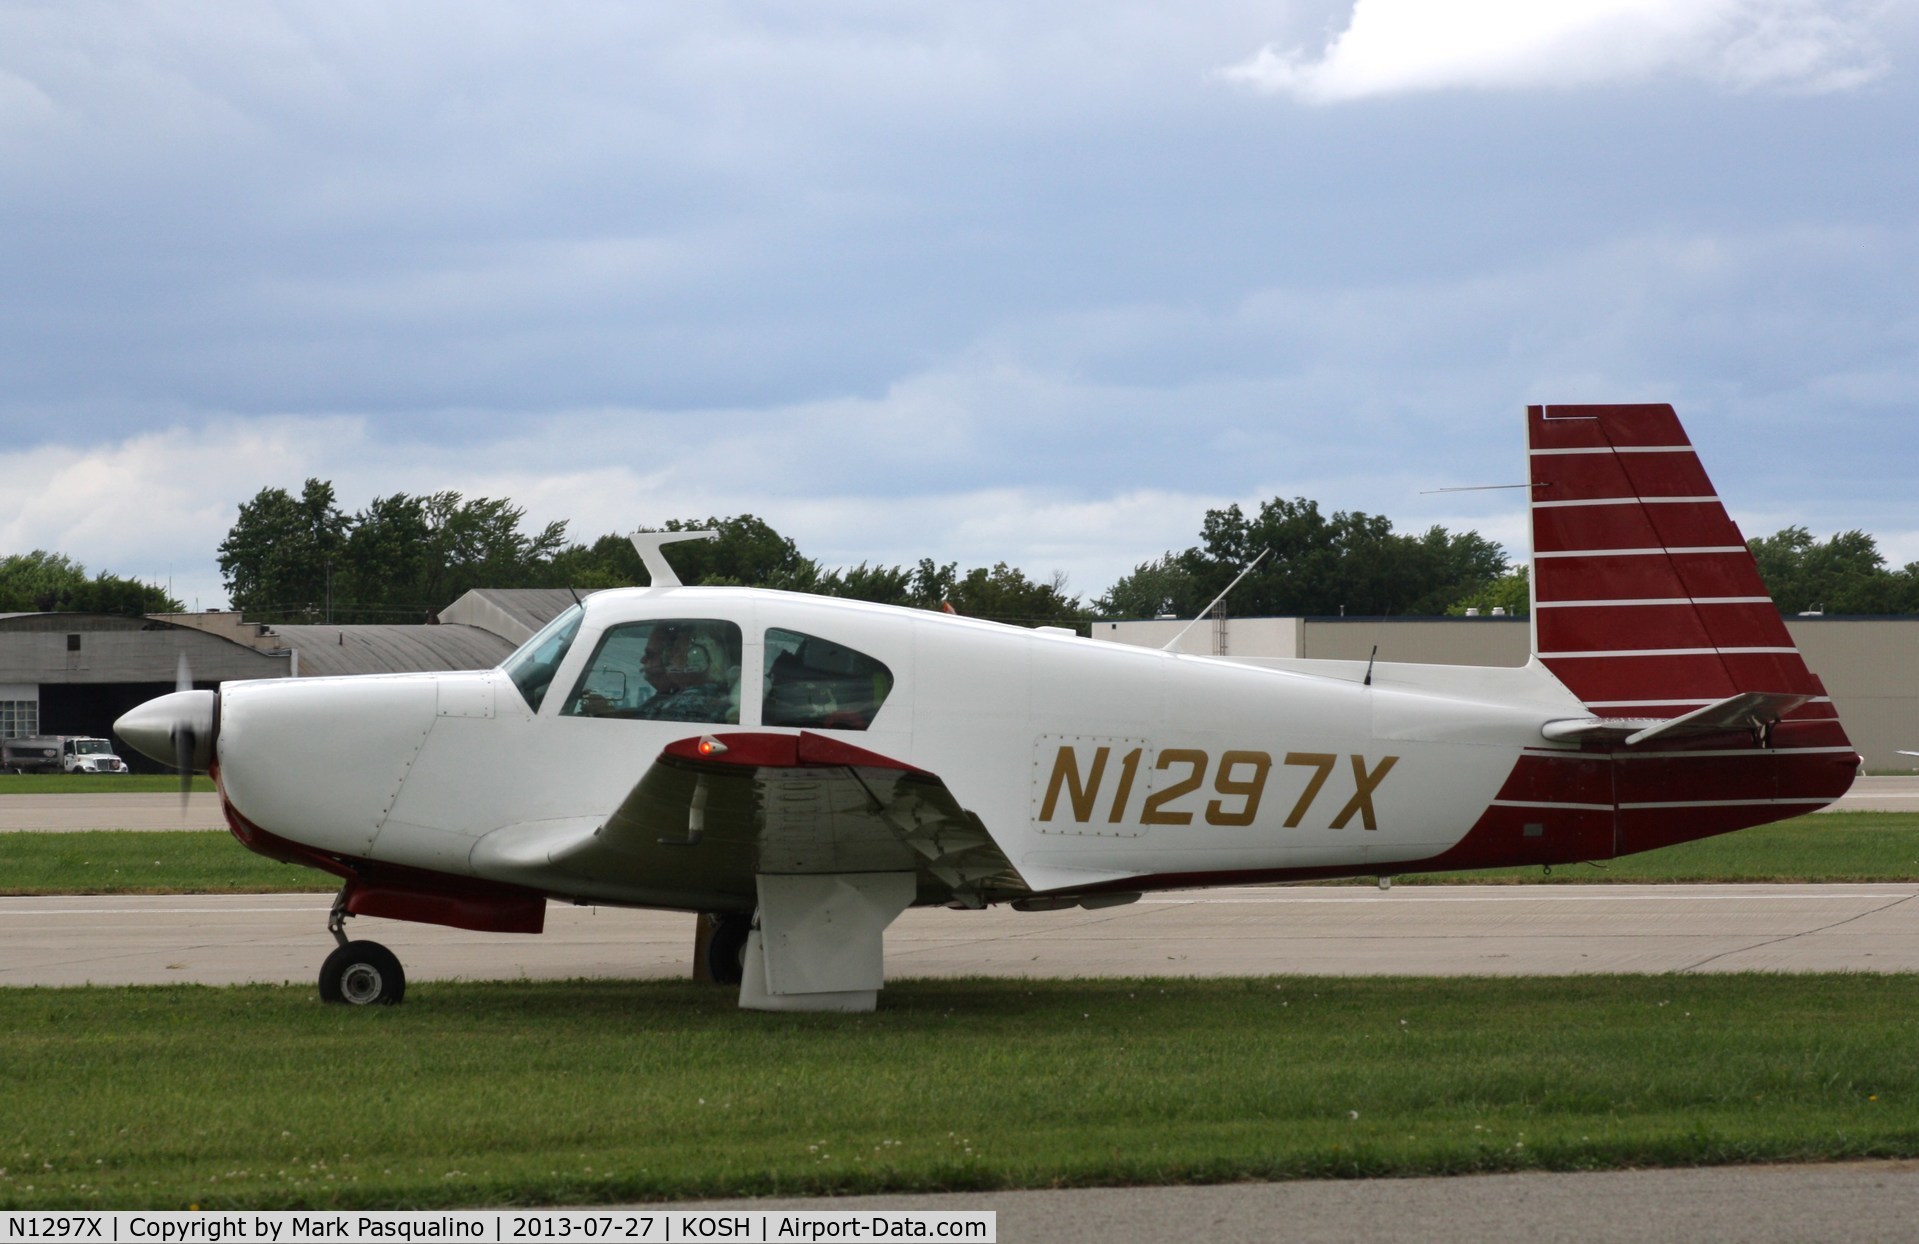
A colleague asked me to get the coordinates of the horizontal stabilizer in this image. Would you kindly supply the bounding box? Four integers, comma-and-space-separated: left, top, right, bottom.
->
1541, 691, 1811, 746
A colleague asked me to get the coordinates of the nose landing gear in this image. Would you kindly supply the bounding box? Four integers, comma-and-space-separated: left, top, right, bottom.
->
318, 886, 407, 1006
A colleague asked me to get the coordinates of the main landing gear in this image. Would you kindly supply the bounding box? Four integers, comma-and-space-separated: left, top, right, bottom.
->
318, 886, 406, 1006
696, 912, 753, 986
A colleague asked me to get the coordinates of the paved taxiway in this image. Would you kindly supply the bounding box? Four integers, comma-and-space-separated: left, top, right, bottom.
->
664, 1160, 1919, 1244
4, 882, 1916, 987
0, 790, 228, 830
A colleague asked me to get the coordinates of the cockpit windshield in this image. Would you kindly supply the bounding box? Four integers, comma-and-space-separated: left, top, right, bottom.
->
502, 603, 585, 712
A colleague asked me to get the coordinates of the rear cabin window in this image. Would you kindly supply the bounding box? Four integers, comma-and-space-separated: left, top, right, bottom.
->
561, 619, 743, 725
762, 628, 894, 731
502, 603, 584, 712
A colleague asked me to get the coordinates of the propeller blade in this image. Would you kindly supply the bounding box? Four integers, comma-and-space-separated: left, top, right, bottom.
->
174, 726, 194, 808
174, 653, 195, 807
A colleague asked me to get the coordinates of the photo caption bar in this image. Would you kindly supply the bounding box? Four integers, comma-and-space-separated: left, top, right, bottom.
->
0, 1211, 994, 1244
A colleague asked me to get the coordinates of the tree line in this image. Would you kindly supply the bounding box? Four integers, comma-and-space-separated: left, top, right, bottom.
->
210, 481, 1519, 628
8, 482, 1915, 624
213, 481, 1087, 628
0, 551, 181, 615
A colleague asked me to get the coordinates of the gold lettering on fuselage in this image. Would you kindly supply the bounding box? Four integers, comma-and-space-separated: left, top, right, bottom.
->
1039, 744, 1110, 823
1329, 754, 1399, 831
1281, 752, 1338, 828
1035, 743, 1399, 831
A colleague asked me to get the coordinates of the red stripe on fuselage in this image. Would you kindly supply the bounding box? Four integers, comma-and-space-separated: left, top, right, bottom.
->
216, 763, 546, 935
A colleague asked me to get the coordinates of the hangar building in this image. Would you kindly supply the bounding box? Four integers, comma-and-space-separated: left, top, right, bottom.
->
0, 588, 580, 771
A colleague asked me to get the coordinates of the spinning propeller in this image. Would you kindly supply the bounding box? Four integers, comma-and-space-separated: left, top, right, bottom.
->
113, 652, 217, 806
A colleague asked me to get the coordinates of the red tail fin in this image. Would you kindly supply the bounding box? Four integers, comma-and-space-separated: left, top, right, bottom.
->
1525, 404, 1853, 853
1529, 403, 1827, 718
1395, 404, 1853, 875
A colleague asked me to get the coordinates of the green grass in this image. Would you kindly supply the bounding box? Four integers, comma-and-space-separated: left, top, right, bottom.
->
5, 814, 1918, 896
0, 830, 310, 894
0, 774, 217, 795
1399, 812, 1919, 884
1, 975, 1915, 1209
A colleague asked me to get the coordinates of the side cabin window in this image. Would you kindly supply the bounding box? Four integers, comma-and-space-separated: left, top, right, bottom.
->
502, 603, 584, 712
561, 619, 743, 725
763, 628, 893, 731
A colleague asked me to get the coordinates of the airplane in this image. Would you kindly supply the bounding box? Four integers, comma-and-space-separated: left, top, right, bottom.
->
114, 404, 1858, 1012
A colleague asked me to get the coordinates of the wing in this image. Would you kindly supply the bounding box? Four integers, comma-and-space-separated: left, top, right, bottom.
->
470, 730, 1025, 912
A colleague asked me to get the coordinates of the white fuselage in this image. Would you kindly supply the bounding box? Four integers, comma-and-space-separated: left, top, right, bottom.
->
214, 585, 1587, 906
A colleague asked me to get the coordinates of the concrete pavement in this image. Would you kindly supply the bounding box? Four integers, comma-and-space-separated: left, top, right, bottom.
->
3, 882, 1916, 988
662, 1160, 1919, 1244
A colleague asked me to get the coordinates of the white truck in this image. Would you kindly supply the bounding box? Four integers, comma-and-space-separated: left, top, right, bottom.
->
2, 735, 129, 774
60, 736, 128, 774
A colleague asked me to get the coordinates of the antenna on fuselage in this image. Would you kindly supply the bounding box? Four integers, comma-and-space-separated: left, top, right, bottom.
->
1160, 547, 1272, 653
630, 529, 720, 588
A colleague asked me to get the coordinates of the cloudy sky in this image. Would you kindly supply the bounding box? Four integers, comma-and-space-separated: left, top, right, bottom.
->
2, 0, 1914, 612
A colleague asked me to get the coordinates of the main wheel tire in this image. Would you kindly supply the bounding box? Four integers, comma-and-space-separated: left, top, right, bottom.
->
703, 913, 752, 986
318, 940, 406, 1006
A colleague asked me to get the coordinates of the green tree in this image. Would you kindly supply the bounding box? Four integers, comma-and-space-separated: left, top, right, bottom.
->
0, 551, 180, 615
1093, 552, 1194, 619
217, 479, 349, 622
556, 519, 1081, 627
338, 493, 435, 620
635, 516, 821, 591
0, 551, 88, 612
1448, 567, 1530, 617
1748, 527, 1919, 615
1098, 497, 1507, 619
945, 562, 1085, 628
547, 533, 648, 590
417, 492, 570, 606
815, 561, 917, 605
219, 483, 570, 622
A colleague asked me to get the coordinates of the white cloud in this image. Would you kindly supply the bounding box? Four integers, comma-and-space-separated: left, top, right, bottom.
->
1879, 530, 1919, 569
0, 399, 1241, 614
1222, 0, 1889, 103
0, 417, 365, 612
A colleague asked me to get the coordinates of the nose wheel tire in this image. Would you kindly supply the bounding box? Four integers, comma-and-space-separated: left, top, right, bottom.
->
319, 940, 406, 1006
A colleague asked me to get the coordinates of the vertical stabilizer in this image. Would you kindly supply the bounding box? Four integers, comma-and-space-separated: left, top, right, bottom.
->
1524, 404, 1853, 853
1529, 404, 1826, 720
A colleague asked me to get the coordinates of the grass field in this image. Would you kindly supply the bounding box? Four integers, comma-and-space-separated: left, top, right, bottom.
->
1, 975, 1914, 1210
1406, 812, 1919, 884
3, 814, 1917, 895
0, 774, 217, 795
0, 830, 309, 893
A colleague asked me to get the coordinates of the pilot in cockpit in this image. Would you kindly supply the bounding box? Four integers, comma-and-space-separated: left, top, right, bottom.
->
634, 623, 736, 722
